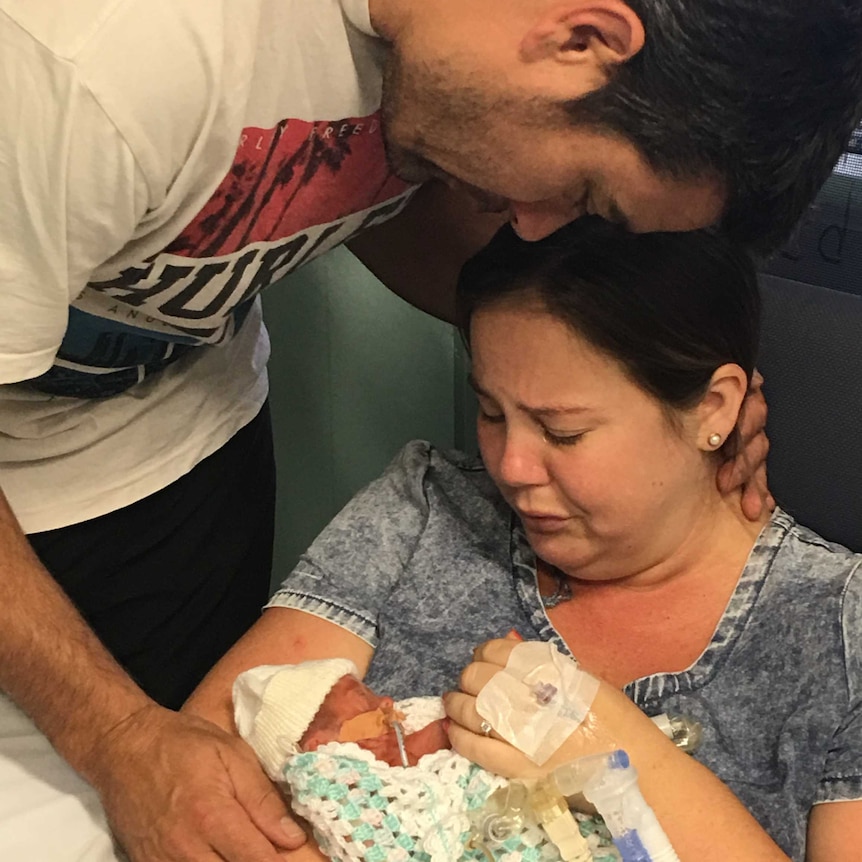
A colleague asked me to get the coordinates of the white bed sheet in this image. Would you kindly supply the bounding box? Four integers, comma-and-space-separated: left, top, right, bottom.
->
0, 693, 122, 861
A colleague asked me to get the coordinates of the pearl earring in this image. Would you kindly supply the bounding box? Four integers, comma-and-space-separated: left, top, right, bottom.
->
707, 432, 722, 448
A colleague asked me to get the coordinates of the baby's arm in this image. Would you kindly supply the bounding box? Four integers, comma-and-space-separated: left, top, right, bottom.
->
348, 713, 449, 766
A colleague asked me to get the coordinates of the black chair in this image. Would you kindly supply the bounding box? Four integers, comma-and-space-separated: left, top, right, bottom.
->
756, 149, 862, 551
758, 273, 862, 552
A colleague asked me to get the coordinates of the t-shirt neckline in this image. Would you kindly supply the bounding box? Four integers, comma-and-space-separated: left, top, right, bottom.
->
508, 509, 789, 707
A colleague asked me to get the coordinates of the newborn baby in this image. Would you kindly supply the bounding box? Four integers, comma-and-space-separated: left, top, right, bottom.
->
298, 672, 450, 767
233, 660, 619, 862
232, 658, 452, 778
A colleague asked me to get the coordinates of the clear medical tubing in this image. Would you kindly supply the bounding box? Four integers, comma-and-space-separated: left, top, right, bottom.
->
544, 750, 681, 862
651, 713, 703, 754
528, 781, 592, 862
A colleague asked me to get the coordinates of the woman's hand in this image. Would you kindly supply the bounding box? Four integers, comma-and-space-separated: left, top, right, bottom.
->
442, 637, 662, 778
446, 638, 792, 862
717, 370, 775, 520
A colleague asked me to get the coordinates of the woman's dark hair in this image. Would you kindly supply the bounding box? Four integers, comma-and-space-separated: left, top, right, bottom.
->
457, 217, 760, 457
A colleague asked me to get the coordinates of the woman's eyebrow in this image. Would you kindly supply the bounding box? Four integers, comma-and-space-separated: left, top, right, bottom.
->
467, 374, 590, 417
529, 404, 591, 418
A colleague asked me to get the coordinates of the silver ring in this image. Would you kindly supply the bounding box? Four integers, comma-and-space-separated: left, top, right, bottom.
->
479, 719, 493, 737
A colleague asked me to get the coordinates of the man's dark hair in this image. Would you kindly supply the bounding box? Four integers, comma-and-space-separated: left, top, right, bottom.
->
457, 218, 760, 457
570, 0, 862, 252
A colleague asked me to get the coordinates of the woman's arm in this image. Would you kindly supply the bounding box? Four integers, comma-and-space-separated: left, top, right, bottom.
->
184, 608, 374, 732
806, 800, 862, 861
184, 610, 376, 861
446, 638, 791, 862
185, 442, 435, 732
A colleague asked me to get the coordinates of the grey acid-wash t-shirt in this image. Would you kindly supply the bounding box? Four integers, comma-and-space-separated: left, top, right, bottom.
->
268, 441, 862, 861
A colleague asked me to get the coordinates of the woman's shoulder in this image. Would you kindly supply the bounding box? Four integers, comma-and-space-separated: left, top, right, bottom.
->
388, 439, 484, 471
767, 508, 862, 579
755, 509, 862, 627
385, 440, 500, 500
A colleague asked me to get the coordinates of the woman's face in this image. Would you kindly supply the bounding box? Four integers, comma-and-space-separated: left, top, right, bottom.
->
470, 298, 717, 582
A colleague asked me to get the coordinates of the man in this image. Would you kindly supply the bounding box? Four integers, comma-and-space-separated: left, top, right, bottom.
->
0, 1, 859, 861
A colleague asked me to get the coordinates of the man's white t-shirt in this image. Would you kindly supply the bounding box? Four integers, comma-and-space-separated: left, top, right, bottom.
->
0, 0, 414, 533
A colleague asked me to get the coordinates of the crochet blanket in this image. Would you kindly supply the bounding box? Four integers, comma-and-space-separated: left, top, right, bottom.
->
283, 698, 620, 862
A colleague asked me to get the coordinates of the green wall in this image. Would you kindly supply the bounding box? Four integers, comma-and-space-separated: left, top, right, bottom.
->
262, 246, 473, 588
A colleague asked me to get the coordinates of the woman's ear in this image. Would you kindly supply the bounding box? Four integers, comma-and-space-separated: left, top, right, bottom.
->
521, 0, 645, 67
695, 364, 749, 452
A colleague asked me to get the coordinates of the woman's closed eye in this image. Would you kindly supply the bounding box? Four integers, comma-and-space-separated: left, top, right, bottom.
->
476, 399, 505, 424
542, 426, 585, 446
480, 413, 506, 426
477, 405, 586, 445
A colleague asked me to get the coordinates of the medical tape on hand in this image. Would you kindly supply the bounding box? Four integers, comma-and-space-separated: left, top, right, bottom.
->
476, 641, 599, 765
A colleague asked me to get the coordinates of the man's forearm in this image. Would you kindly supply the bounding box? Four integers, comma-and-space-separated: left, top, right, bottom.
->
0, 486, 152, 784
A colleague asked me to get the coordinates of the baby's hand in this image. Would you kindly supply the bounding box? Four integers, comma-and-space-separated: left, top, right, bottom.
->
356, 718, 450, 766
405, 719, 451, 762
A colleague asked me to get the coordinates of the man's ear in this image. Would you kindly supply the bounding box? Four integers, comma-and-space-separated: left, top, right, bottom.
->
695, 364, 749, 451
521, 0, 645, 67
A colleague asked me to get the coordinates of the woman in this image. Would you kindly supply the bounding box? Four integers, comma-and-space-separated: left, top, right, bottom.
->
186, 219, 861, 862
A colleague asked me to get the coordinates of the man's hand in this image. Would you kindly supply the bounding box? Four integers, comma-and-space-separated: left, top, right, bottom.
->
89, 704, 306, 862
717, 370, 775, 521
0, 489, 305, 861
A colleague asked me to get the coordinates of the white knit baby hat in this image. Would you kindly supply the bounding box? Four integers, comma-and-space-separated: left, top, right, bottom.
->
233, 658, 358, 780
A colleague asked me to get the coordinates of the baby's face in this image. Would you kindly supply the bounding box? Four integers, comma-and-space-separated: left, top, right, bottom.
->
299, 675, 450, 766
300, 675, 393, 749
327, 675, 392, 722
